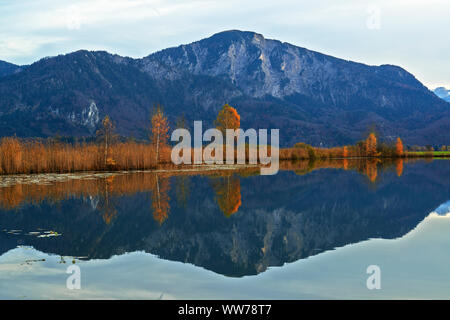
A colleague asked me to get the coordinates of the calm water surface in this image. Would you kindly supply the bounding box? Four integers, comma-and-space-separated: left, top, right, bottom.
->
0, 159, 449, 299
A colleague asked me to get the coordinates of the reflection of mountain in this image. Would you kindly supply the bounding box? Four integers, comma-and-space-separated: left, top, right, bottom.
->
0, 160, 449, 277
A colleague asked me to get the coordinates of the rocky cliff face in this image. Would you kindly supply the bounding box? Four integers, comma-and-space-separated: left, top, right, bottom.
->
0, 30, 448, 145
143, 30, 425, 106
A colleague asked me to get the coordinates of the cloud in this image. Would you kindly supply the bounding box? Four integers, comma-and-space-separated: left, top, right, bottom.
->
0, 0, 448, 86
0, 36, 67, 60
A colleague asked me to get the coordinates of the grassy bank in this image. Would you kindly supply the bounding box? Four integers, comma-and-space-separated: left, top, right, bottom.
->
0, 135, 447, 175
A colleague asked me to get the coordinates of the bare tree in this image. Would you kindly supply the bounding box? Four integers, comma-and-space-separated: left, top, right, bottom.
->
149, 104, 169, 165
96, 115, 116, 167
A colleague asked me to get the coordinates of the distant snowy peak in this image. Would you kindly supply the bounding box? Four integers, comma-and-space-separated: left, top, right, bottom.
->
434, 87, 450, 102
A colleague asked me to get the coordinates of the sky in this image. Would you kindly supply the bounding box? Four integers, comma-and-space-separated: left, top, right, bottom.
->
0, 0, 449, 89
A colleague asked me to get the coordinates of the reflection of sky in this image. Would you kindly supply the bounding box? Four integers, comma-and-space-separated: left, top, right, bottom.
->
1, 201, 449, 299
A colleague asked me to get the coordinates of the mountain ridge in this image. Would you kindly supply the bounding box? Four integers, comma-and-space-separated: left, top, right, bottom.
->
0, 30, 448, 146
0, 60, 22, 77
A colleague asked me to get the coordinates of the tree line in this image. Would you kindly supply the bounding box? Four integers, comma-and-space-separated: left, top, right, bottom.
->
0, 102, 445, 175
0, 103, 241, 175
281, 133, 409, 160
0, 105, 172, 175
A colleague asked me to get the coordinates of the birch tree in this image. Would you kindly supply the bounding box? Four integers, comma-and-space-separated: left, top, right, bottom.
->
96, 115, 116, 167
149, 104, 170, 165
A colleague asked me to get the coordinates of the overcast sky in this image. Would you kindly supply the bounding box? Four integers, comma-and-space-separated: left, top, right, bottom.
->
0, 0, 449, 88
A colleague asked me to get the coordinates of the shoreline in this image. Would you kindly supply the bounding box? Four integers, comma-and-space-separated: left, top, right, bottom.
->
0, 157, 448, 185
0, 164, 261, 187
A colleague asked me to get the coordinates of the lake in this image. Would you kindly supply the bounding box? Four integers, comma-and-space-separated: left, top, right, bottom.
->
0, 158, 449, 299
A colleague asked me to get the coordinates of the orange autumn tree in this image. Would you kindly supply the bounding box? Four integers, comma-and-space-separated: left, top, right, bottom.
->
149, 104, 170, 165
364, 159, 379, 183
342, 146, 348, 158
365, 133, 378, 157
342, 146, 349, 169
396, 137, 404, 157
214, 103, 240, 135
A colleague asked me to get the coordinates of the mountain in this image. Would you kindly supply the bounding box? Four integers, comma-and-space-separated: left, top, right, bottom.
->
434, 87, 450, 102
0, 30, 448, 146
0, 60, 22, 77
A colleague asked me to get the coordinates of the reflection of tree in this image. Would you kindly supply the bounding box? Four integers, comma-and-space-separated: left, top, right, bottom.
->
363, 159, 379, 183
343, 158, 349, 170
0, 159, 416, 211
396, 159, 404, 177
150, 174, 171, 225
175, 176, 191, 209
98, 176, 117, 225
0, 184, 24, 210
212, 174, 242, 217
